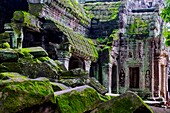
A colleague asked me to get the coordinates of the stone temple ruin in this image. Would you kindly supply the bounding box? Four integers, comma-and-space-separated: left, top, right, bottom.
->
0, 0, 170, 103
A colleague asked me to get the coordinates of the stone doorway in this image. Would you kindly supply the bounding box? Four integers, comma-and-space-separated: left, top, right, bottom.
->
69, 56, 85, 70
129, 67, 139, 88
111, 65, 117, 93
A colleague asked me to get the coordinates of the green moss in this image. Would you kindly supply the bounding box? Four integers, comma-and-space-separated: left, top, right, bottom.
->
12, 11, 40, 32
0, 72, 28, 80
0, 32, 10, 43
55, 87, 102, 113
98, 93, 111, 102
0, 42, 10, 49
0, 78, 55, 113
42, 0, 90, 26
18, 48, 33, 58
84, 1, 121, 21
36, 56, 50, 62
93, 92, 153, 113
28, 4, 43, 17
2, 57, 61, 79
49, 20, 98, 62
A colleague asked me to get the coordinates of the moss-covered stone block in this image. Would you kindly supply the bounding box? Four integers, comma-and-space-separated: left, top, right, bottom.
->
87, 77, 108, 95
1, 58, 61, 79
0, 77, 55, 113
0, 42, 10, 49
91, 91, 153, 113
50, 82, 70, 92
54, 85, 102, 113
60, 68, 88, 79
19, 47, 48, 58
0, 72, 28, 80
12, 11, 40, 31
59, 78, 86, 87
0, 32, 10, 43
0, 49, 18, 62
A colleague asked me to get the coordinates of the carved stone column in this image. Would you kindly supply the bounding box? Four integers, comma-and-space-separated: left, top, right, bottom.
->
58, 50, 71, 70
84, 60, 91, 74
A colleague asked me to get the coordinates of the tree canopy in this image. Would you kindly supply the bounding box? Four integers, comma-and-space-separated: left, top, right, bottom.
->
161, 0, 170, 46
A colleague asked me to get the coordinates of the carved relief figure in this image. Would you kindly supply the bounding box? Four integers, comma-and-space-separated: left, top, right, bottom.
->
145, 70, 151, 89
119, 68, 125, 87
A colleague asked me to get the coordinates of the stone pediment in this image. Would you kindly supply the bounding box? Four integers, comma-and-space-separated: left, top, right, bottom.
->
43, 21, 98, 62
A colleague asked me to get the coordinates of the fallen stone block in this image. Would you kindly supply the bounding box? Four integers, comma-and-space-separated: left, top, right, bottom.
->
19, 47, 48, 58
54, 85, 102, 113
0, 49, 18, 62
0, 77, 55, 113
91, 91, 153, 113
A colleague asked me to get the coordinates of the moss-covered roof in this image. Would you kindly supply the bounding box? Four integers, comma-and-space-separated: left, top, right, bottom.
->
44, 20, 98, 62
28, 0, 90, 26
84, 1, 121, 21
55, 0, 89, 25
57, 22, 98, 62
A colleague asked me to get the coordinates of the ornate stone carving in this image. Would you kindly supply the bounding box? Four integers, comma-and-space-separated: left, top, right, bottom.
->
119, 68, 125, 87
145, 70, 151, 89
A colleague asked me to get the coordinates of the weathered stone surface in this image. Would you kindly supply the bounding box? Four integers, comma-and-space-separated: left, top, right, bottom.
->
60, 68, 88, 79
87, 77, 108, 95
90, 91, 153, 113
59, 68, 107, 94
0, 77, 55, 113
59, 77, 107, 94
54, 85, 103, 113
0, 49, 18, 62
1, 57, 61, 79
50, 82, 70, 92
0, 72, 28, 80
59, 77, 86, 87
20, 47, 48, 58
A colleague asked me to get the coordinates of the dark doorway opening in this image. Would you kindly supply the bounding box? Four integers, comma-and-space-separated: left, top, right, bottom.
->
129, 67, 139, 88
69, 56, 85, 70
112, 65, 117, 93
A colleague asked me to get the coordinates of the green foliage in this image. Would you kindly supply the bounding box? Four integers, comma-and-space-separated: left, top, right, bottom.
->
109, 29, 119, 40
160, 0, 170, 22
96, 29, 118, 51
165, 39, 170, 46
162, 28, 170, 46
128, 17, 149, 35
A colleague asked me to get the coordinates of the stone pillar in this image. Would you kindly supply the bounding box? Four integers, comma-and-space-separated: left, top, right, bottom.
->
108, 63, 112, 93
58, 51, 71, 70
153, 56, 160, 97
84, 60, 91, 74
102, 63, 111, 93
